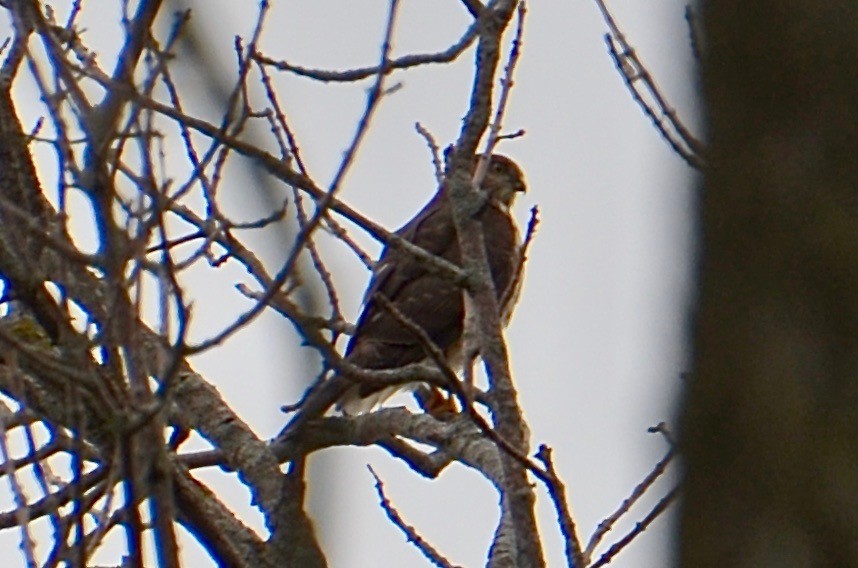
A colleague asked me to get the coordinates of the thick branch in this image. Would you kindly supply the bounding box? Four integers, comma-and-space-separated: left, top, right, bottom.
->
447, 2, 544, 566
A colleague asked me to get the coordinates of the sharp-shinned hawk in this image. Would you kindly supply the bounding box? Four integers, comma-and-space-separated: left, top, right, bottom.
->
285, 153, 527, 431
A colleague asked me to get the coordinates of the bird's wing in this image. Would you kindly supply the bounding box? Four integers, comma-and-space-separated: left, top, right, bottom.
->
355, 193, 455, 322
344, 192, 463, 367
281, 192, 460, 429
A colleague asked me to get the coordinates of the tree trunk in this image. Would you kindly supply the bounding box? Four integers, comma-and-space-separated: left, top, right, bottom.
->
681, 2, 858, 567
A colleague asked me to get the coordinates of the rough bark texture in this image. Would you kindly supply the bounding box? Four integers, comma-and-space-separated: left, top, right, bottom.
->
682, 1, 858, 566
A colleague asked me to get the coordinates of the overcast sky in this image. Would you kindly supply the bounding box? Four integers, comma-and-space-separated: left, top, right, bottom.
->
2, 1, 699, 566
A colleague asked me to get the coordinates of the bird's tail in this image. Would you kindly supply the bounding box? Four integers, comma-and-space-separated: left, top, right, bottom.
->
336, 383, 416, 416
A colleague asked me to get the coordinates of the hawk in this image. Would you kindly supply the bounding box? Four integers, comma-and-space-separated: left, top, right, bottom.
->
285, 154, 526, 431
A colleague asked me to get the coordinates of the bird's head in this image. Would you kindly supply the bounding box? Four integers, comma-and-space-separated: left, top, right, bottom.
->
478, 154, 527, 208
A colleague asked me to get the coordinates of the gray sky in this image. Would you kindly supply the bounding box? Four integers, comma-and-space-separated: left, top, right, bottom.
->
1, 1, 698, 566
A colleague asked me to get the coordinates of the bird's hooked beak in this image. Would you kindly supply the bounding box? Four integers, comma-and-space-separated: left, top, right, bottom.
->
500, 177, 526, 209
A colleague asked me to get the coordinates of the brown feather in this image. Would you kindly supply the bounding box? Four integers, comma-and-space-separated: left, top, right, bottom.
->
338, 154, 526, 413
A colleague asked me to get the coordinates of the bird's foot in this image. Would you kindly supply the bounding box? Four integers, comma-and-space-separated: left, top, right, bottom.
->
414, 385, 458, 420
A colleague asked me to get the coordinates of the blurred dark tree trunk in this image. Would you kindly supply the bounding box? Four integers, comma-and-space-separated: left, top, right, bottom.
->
681, 1, 858, 567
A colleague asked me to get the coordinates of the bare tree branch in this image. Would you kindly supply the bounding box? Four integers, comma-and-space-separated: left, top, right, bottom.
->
368, 465, 461, 568
593, 0, 705, 169
0, 2, 680, 565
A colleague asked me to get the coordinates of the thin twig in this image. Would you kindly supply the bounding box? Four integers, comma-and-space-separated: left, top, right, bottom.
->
415, 122, 444, 185
501, 204, 538, 315
459, 0, 485, 18
584, 447, 676, 558
367, 465, 460, 568
589, 486, 679, 568
0, 415, 38, 567
593, 0, 705, 169
535, 445, 585, 568
254, 21, 478, 83
684, 6, 702, 62
481, 0, 527, 159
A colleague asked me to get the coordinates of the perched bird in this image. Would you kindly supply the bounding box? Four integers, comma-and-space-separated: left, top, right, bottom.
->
284, 153, 527, 432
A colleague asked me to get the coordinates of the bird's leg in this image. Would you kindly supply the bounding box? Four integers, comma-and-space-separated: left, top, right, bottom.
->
413, 384, 458, 420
